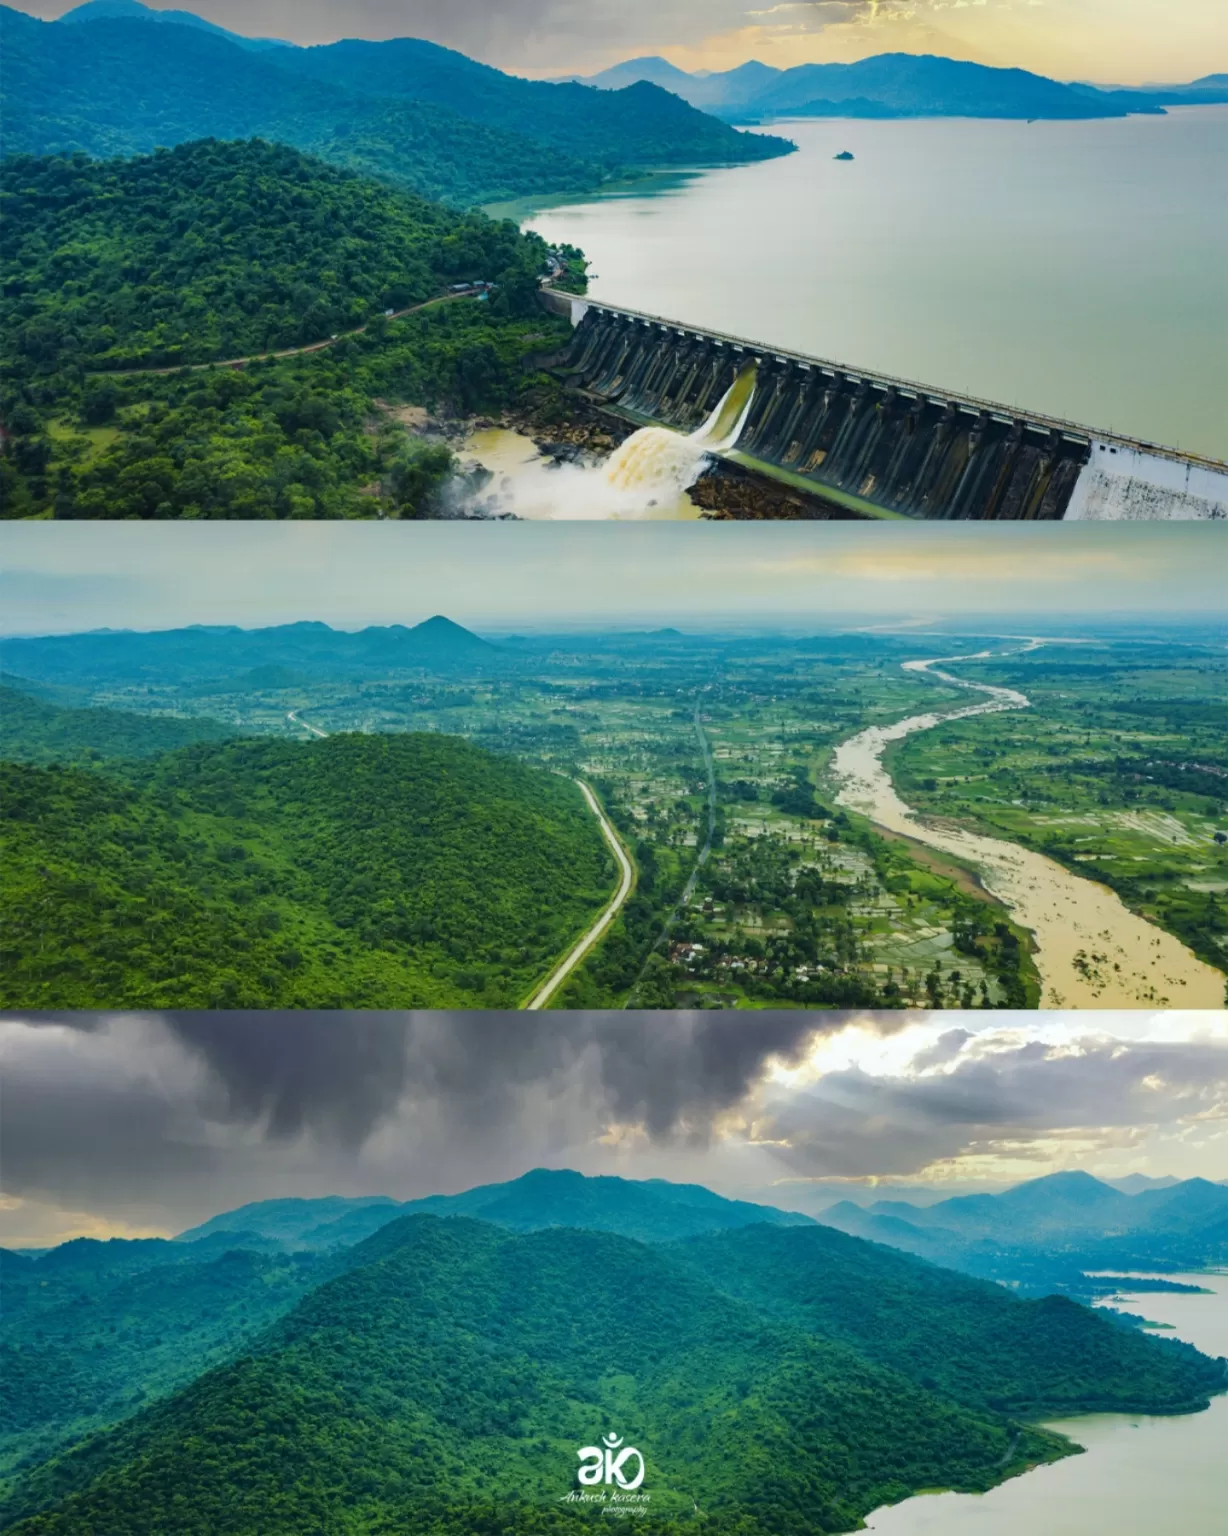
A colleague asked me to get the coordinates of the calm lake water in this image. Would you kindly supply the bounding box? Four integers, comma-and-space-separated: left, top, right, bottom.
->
523, 108, 1228, 460
863, 1272, 1228, 1535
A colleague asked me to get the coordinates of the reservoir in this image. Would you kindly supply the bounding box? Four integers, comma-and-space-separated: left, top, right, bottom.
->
521, 108, 1228, 462
864, 1272, 1228, 1536
828, 645, 1226, 1009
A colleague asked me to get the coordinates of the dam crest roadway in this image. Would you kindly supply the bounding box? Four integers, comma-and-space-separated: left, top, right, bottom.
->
542, 290, 1228, 522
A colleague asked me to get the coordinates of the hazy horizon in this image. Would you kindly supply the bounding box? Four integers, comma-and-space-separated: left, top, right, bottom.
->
10, 0, 1226, 88
3, 524, 1225, 638
5, 613, 1226, 644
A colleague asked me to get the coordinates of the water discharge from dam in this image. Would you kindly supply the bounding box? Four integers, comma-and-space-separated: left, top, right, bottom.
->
829, 647, 1226, 1009
461, 366, 758, 520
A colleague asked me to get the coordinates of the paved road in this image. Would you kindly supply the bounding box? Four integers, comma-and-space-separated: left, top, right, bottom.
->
97, 291, 476, 378
524, 780, 635, 1011
287, 710, 329, 739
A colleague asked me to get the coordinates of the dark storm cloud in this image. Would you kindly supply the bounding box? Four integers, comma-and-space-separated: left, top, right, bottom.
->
167, 1010, 851, 1142
163, 1012, 417, 1143
0, 1011, 860, 1224
7, 1013, 1223, 1238
760, 1037, 1228, 1177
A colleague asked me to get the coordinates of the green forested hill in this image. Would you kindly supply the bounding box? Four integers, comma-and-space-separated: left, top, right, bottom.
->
0, 733, 616, 1008
1, 1245, 325, 1483
1, 138, 539, 374
0, 8, 600, 207
0, 7, 791, 206
4, 1176, 1224, 1532
676, 1223, 1224, 1417
0, 684, 237, 764
277, 37, 793, 172
0, 139, 573, 518
4, 1213, 1222, 1536
0, 617, 500, 689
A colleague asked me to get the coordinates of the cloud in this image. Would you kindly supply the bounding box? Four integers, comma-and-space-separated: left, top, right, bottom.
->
755, 1031, 1228, 1177
3, 1011, 1225, 1245
16, 1, 1227, 83
0, 1011, 861, 1236
2, 523, 1223, 638
755, 547, 1152, 583
19, 1, 764, 71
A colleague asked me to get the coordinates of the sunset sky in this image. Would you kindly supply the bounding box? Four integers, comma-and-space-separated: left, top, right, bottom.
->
17, 1, 1227, 85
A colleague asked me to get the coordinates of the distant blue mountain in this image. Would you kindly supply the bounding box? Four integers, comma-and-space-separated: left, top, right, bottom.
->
177, 1167, 818, 1249
571, 49, 1228, 120
819, 1169, 1228, 1289
59, 0, 291, 50
2, 3, 792, 206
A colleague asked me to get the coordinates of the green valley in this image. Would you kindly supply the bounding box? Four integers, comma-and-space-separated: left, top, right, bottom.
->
2, 1171, 1223, 1535
2, 620, 1223, 1010
887, 642, 1228, 977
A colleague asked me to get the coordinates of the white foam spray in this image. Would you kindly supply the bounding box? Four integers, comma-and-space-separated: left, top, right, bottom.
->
460, 365, 758, 521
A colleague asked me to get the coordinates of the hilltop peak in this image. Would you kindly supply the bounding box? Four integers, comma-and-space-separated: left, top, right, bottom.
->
58, 0, 292, 50
411, 614, 492, 644
1009, 1169, 1120, 1197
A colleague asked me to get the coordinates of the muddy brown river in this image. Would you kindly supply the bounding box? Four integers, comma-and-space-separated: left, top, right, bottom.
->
830, 648, 1225, 1009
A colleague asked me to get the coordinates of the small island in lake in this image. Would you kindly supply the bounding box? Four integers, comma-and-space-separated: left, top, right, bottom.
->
835, 150, 856, 160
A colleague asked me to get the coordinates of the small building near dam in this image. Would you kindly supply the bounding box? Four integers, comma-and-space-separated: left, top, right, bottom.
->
540, 290, 1228, 522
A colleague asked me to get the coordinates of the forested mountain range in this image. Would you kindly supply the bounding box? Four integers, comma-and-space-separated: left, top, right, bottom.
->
0, 4, 792, 208
1, 616, 501, 686
0, 731, 616, 1009
819, 1170, 1228, 1293
59, 0, 292, 51
3, 1172, 1223, 1534
176, 1167, 819, 1250
570, 50, 1228, 121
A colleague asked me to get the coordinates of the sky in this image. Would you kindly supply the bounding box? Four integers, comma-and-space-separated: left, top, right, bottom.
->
2, 523, 1225, 638
2, 1007, 1225, 1247
16, 0, 1226, 83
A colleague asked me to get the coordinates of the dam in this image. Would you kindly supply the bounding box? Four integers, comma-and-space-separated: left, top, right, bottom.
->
541, 291, 1228, 521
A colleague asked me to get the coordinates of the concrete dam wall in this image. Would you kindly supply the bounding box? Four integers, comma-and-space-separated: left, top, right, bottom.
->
543, 293, 1227, 521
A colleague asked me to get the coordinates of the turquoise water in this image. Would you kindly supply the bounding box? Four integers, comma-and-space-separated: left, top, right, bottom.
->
525, 108, 1228, 459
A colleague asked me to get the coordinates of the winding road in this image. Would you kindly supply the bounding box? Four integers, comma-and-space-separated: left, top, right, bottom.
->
287, 710, 329, 739
98, 291, 477, 378
524, 779, 635, 1010
829, 644, 1225, 1008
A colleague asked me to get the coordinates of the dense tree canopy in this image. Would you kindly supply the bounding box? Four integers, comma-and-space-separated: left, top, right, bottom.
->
0, 732, 617, 1008
0, 683, 237, 763
4, 1212, 1222, 1536
2, 139, 537, 373
0, 140, 574, 517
